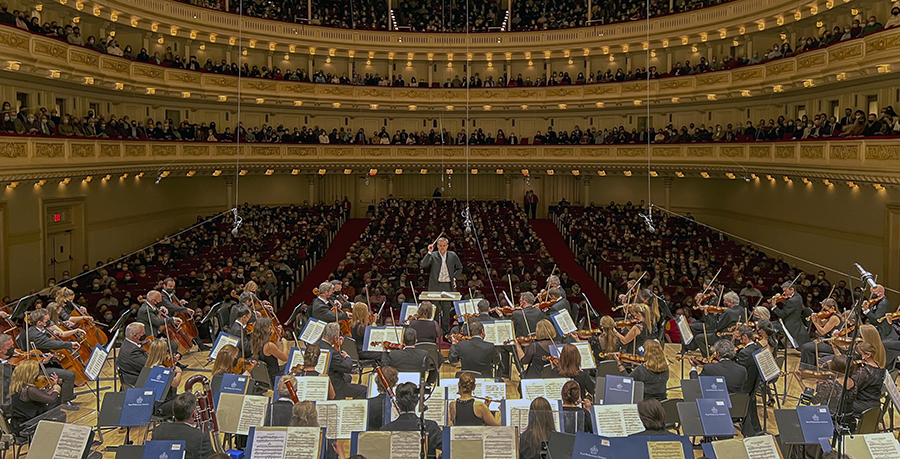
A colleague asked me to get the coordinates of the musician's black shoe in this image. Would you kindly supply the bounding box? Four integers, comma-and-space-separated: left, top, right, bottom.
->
176, 362, 189, 370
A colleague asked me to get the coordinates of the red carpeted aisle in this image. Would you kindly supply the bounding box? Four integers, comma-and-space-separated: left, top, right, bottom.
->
278, 218, 371, 322
529, 219, 614, 315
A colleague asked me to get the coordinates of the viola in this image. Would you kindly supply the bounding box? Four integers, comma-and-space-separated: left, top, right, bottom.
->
542, 355, 560, 365
769, 294, 789, 305
877, 312, 900, 323
232, 358, 257, 374
447, 333, 472, 342
795, 369, 833, 381
601, 352, 646, 365
370, 341, 405, 350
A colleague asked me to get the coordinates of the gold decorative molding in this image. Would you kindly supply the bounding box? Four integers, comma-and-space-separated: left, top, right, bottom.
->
750, 146, 771, 158
775, 145, 795, 159
168, 70, 202, 85
183, 145, 209, 156
34, 143, 63, 158
829, 145, 859, 160
69, 49, 100, 67
70, 143, 95, 158
0, 142, 26, 158
101, 57, 131, 75
696, 73, 730, 86
133, 65, 165, 80
828, 43, 863, 62
732, 68, 765, 82
0, 29, 29, 50
800, 145, 824, 159
99, 144, 120, 157
720, 147, 745, 158
689, 147, 714, 157
796, 52, 826, 69
617, 148, 647, 157
867, 145, 900, 161
151, 145, 176, 156
652, 147, 680, 157
124, 145, 146, 157
32, 39, 67, 59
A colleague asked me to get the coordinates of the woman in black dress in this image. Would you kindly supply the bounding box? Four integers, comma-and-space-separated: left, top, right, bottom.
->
408, 302, 441, 345
560, 380, 593, 433
449, 371, 500, 426
291, 401, 342, 459
616, 304, 651, 354
515, 320, 558, 379
250, 317, 289, 388
616, 340, 669, 401
552, 343, 595, 402
519, 397, 556, 459
9, 360, 63, 432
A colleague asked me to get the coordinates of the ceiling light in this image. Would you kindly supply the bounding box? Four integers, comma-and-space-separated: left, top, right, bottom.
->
572, 170, 580, 176
291, 169, 300, 175
822, 179, 831, 186
597, 170, 606, 176
726, 173, 736, 179
36, 179, 46, 186
546, 170, 555, 175
649, 171, 658, 177
294, 101, 303, 107
596, 102, 605, 108
239, 170, 248, 176
61, 177, 71, 184
496, 169, 504, 175
766, 175, 775, 181
522, 169, 530, 176
212, 170, 222, 176
370, 104, 379, 110
421, 169, 429, 174
394, 169, 403, 175
186, 171, 196, 177
265, 169, 274, 175
332, 102, 341, 108
874, 183, 885, 190
344, 169, 352, 175
83, 176, 92, 183
783, 176, 792, 183
675, 171, 684, 178
846, 181, 857, 188
369, 169, 378, 176
471, 169, 479, 175
623, 170, 633, 176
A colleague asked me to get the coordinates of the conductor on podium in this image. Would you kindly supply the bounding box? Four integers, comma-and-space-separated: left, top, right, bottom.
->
420, 237, 462, 334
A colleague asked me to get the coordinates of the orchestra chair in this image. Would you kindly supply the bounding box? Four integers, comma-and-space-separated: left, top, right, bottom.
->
661, 398, 683, 432
594, 360, 622, 379
250, 361, 272, 391
340, 336, 376, 376
0, 404, 28, 459
729, 392, 751, 431
414, 342, 442, 376
856, 407, 881, 434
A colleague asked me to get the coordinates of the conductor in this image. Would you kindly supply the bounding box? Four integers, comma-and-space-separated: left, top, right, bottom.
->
420, 237, 463, 335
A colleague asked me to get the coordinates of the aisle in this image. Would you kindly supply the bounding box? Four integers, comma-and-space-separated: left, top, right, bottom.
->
278, 218, 371, 322
529, 219, 614, 315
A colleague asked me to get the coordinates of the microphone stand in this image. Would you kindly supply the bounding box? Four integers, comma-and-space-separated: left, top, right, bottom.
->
418, 353, 434, 459
831, 266, 870, 454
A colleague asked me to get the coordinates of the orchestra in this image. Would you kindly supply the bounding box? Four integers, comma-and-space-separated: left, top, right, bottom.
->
3, 236, 900, 459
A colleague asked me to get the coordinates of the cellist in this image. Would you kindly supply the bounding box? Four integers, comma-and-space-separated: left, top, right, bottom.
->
14, 309, 77, 403
159, 277, 209, 351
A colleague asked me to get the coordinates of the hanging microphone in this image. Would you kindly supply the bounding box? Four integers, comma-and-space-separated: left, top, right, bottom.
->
462, 207, 473, 235
639, 213, 655, 232
854, 263, 877, 290
231, 208, 243, 236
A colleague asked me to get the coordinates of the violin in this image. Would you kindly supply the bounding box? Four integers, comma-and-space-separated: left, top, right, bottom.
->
814, 310, 835, 320
862, 297, 881, 310
452, 313, 478, 320
878, 312, 900, 323
817, 336, 863, 346
232, 358, 256, 374
572, 328, 604, 339
601, 352, 645, 365
503, 336, 535, 346
694, 291, 715, 307
769, 294, 789, 305
542, 355, 559, 365
795, 369, 834, 381
535, 301, 554, 311
7, 349, 47, 366
369, 341, 405, 350
490, 306, 523, 315
34, 375, 52, 391
615, 319, 638, 329
676, 355, 719, 366
836, 326, 855, 337
447, 333, 472, 342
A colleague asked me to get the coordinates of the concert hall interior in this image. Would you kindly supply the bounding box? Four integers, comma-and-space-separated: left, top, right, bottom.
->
2, 0, 900, 456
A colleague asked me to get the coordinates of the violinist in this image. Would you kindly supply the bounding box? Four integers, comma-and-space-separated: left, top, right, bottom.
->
137, 291, 183, 338
734, 325, 764, 436
449, 371, 501, 426
544, 288, 571, 317
145, 338, 181, 418
318, 323, 367, 399
768, 282, 810, 346
407, 302, 441, 345
689, 340, 747, 394
250, 317, 290, 387
863, 284, 894, 340
637, 289, 664, 335
380, 328, 436, 384
118, 322, 148, 388
210, 344, 257, 396
309, 282, 349, 324
800, 298, 843, 365
878, 310, 900, 369
351, 302, 383, 360
597, 316, 621, 354
367, 365, 398, 430
615, 340, 668, 401
292, 344, 336, 400
1, 333, 16, 403
228, 306, 253, 359
510, 292, 544, 338
809, 356, 856, 422
850, 342, 885, 416
687, 291, 743, 352
552, 343, 596, 401
381, 383, 443, 459
229, 292, 257, 325
449, 320, 497, 377
448, 300, 492, 337
267, 375, 298, 426
615, 304, 650, 352
15, 309, 77, 403
514, 320, 558, 379
327, 279, 352, 311
8, 360, 65, 432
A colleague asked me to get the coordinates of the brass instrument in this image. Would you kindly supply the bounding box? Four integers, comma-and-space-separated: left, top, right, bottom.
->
185, 375, 224, 453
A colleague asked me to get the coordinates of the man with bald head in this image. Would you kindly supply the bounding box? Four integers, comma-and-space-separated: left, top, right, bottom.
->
864, 284, 895, 339
309, 281, 349, 323
137, 290, 181, 338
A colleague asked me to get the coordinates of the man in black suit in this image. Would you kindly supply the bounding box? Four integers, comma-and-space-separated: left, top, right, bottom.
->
160, 277, 209, 351
381, 382, 443, 459
420, 237, 463, 334
368, 366, 398, 430
228, 306, 253, 359
151, 393, 215, 459
381, 328, 436, 384
449, 320, 497, 377
770, 282, 809, 346
449, 299, 493, 336
318, 323, 367, 399
510, 292, 544, 337
118, 322, 148, 388
309, 282, 349, 323
864, 284, 895, 340
137, 290, 182, 338
16, 309, 77, 402
734, 325, 764, 436
689, 339, 747, 394
0, 333, 16, 404
689, 291, 745, 353
265, 375, 297, 426
544, 288, 571, 317
229, 292, 256, 325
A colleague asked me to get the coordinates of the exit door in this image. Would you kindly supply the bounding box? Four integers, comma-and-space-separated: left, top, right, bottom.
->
47, 230, 73, 279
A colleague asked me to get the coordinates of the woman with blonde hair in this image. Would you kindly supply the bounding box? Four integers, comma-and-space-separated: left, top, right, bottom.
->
350, 302, 382, 360
210, 344, 256, 394
615, 340, 669, 401
850, 342, 885, 415
449, 371, 500, 426
291, 401, 341, 459
144, 338, 182, 417
515, 319, 558, 378
616, 304, 651, 353
597, 315, 621, 354
9, 360, 62, 431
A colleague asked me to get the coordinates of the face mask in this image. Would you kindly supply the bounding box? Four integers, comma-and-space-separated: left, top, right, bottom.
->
104, 314, 113, 321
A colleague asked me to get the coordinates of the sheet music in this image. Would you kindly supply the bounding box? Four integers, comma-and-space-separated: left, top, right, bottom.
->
647, 441, 686, 459
754, 348, 781, 383
284, 427, 324, 459
456, 300, 478, 316
450, 426, 484, 458
292, 376, 330, 402
552, 310, 577, 335
370, 372, 420, 398
503, 399, 561, 432
236, 395, 270, 435
84, 346, 108, 381
368, 327, 405, 347
863, 433, 900, 459
743, 435, 782, 459
883, 372, 900, 415
677, 316, 694, 346
779, 319, 798, 349
300, 320, 327, 345
482, 321, 515, 346
482, 426, 518, 459
250, 430, 287, 459
317, 400, 368, 439
210, 333, 239, 359
521, 378, 566, 401
592, 404, 645, 437
357, 431, 392, 459
390, 390, 446, 425
401, 305, 420, 323
572, 342, 596, 369
50, 423, 92, 459
390, 431, 422, 458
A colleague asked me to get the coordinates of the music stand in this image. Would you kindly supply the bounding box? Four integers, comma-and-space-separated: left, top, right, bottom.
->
10, 294, 37, 320
680, 379, 703, 402
107, 310, 132, 392
676, 401, 704, 437
200, 301, 226, 325
547, 431, 576, 459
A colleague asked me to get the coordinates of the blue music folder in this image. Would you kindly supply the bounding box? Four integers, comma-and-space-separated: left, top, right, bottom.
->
143, 366, 174, 402
603, 375, 635, 405
572, 431, 613, 459
141, 440, 186, 459
119, 388, 155, 426
698, 376, 732, 407
696, 398, 735, 436
214, 373, 249, 407
797, 405, 834, 444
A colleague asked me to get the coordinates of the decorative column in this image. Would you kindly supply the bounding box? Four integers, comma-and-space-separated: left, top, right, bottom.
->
664, 177, 672, 210
583, 176, 591, 206
225, 176, 234, 209
387, 176, 394, 196
308, 175, 316, 203
505, 176, 512, 201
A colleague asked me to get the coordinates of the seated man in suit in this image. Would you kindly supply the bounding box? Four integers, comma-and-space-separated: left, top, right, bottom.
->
689, 339, 747, 394
229, 292, 256, 325
688, 291, 744, 353
380, 328, 436, 384
117, 322, 148, 388
16, 309, 77, 403
381, 382, 443, 459
544, 288, 571, 317
266, 375, 297, 426
449, 299, 493, 336
449, 320, 498, 377
152, 393, 215, 459
228, 306, 253, 359
0, 333, 15, 404
734, 325, 764, 436
368, 365, 398, 430
309, 282, 350, 324
317, 323, 367, 399
509, 292, 544, 337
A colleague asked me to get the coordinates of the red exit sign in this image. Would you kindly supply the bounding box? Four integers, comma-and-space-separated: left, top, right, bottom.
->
53, 213, 62, 222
